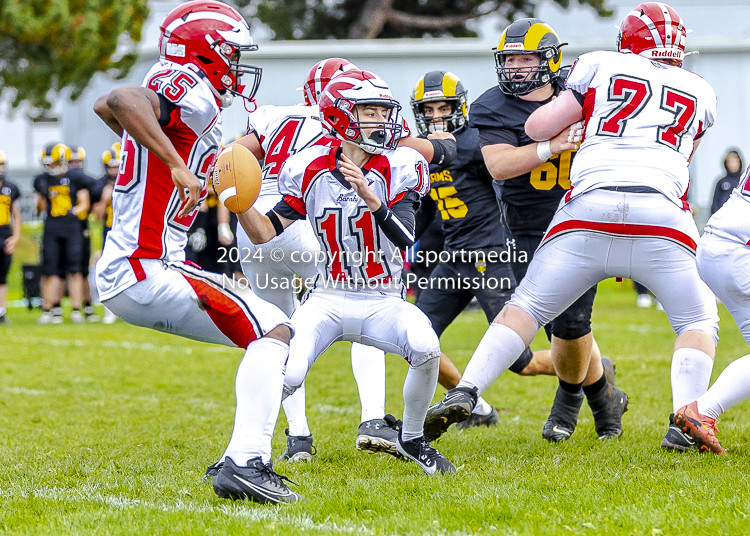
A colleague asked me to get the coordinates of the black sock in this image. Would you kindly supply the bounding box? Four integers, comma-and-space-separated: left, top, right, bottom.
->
84, 301, 91, 308
583, 372, 607, 398
559, 379, 584, 394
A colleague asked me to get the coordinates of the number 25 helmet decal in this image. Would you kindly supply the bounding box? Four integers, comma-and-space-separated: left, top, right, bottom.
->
159, 0, 262, 108
411, 71, 468, 136
319, 70, 403, 155
495, 18, 565, 97
618, 2, 687, 67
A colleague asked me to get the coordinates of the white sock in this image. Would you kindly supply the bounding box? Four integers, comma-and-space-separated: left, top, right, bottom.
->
458, 324, 526, 395
697, 354, 750, 420
670, 347, 714, 412
401, 357, 439, 442
223, 337, 288, 465
472, 396, 493, 416
0, 307, 5, 316
282, 382, 310, 437
351, 342, 386, 423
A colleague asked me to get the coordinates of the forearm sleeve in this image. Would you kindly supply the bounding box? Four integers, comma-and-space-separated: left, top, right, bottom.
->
372, 192, 420, 249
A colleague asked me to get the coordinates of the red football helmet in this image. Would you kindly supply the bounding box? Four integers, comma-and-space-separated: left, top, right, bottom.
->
618, 2, 687, 66
159, 0, 262, 107
319, 70, 403, 155
302, 58, 357, 106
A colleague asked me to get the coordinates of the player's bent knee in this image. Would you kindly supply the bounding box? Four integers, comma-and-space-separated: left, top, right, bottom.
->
264, 324, 292, 345
410, 347, 441, 369
550, 319, 592, 340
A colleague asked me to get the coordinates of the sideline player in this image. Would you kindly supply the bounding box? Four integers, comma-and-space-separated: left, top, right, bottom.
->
226, 57, 459, 461
34, 143, 90, 323
671, 164, 750, 455
426, 19, 625, 443
411, 70, 559, 431
237, 69, 455, 476
428, 3, 718, 449
94, 0, 301, 504
68, 145, 100, 322
0, 151, 21, 324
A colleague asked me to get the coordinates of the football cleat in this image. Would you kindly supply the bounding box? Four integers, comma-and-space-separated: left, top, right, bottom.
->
70, 310, 85, 324
38, 311, 57, 324
356, 414, 402, 458
587, 383, 629, 439
204, 459, 224, 482
396, 432, 456, 475
212, 456, 303, 504
0, 313, 9, 324
84, 306, 100, 323
455, 406, 500, 430
660, 413, 697, 451
673, 401, 726, 455
542, 386, 584, 442
423, 386, 478, 441
102, 309, 117, 324
279, 429, 316, 462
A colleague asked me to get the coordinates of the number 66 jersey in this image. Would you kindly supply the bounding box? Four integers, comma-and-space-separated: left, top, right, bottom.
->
96, 60, 221, 302
565, 50, 716, 207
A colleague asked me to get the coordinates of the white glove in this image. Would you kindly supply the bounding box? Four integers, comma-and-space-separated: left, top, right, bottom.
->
188, 228, 207, 253
218, 222, 234, 245
568, 121, 584, 145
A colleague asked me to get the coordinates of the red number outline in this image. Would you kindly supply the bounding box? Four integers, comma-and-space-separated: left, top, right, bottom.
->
316, 208, 347, 280
349, 206, 390, 281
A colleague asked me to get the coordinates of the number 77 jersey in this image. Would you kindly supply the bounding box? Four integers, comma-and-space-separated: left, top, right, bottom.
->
565, 50, 716, 207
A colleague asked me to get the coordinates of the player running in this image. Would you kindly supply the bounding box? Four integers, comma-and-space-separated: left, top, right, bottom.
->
428, 2, 719, 449
237, 69, 455, 476
94, 0, 302, 504
425, 19, 625, 443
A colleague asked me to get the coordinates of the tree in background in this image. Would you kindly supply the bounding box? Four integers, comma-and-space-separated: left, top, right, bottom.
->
0, 0, 148, 115
237, 0, 612, 40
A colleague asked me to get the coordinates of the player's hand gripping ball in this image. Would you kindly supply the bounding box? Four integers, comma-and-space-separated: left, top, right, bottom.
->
211, 144, 261, 213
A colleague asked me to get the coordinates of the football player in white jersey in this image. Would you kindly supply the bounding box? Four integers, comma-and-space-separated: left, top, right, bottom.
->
671, 167, 750, 454
94, 0, 302, 504
425, 2, 720, 450
238, 70, 455, 475
225, 58, 460, 461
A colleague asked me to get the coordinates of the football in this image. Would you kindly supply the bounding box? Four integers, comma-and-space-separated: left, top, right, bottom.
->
211, 143, 261, 213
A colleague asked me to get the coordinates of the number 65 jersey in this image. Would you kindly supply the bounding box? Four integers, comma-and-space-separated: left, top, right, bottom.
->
97, 60, 221, 302
565, 50, 716, 207
277, 145, 429, 287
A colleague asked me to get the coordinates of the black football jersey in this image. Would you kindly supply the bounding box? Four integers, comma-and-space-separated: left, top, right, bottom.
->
33, 169, 89, 234
0, 179, 20, 237
469, 75, 576, 236
90, 175, 115, 232
427, 125, 507, 250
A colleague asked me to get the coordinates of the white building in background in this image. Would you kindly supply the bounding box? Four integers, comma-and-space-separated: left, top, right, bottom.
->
5, 0, 750, 225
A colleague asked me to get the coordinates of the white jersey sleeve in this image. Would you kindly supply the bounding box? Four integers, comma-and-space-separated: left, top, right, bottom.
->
565, 51, 717, 207
368, 147, 430, 206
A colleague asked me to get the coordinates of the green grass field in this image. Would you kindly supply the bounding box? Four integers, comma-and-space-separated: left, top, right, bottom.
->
1, 228, 749, 535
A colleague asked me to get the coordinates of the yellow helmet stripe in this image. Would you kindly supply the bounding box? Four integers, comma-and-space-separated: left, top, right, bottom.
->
413, 77, 426, 102
523, 22, 558, 52
441, 72, 460, 98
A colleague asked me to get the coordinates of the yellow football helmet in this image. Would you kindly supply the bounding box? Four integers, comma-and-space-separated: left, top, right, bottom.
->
0, 150, 6, 166
494, 18, 565, 97
41, 143, 71, 175
410, 71, 468, 137
102, 143, 121, 169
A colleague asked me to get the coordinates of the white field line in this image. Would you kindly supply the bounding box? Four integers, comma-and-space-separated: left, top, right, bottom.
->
4, 336, 241, 355
0, 485, 376, 534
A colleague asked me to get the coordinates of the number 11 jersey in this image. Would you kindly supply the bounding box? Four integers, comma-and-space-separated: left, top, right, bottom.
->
565, 50, 716, 207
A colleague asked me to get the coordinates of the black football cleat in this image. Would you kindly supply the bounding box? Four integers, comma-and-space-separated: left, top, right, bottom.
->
204, 459, 224, 482
601, 356, 617, 387
423, 386, 478, 441
356, 414, 403, 458
661, 413, 697, 451
587, 383, 629, 439
396, 432, 456, 475
212, 456, 303, 504
455, 407, 500, 430
542, 386, 584, 442
279, 429, 316, 462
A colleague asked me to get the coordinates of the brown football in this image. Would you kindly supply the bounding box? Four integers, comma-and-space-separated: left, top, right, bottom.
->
211, 143, 261, 213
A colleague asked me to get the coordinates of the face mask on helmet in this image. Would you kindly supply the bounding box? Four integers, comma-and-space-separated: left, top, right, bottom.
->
494, 19, 564, 97
159, 0, 263, 109
410, 71, 468, 137
319, 70, 403, 155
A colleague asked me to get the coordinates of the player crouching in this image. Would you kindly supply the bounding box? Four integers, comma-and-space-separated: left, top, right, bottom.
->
238, 70, 456, 475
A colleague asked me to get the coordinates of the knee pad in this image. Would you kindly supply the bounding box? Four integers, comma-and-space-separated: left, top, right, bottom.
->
407, 332, 441, 368
550, 317, 592, 340
508, 346, 534, 374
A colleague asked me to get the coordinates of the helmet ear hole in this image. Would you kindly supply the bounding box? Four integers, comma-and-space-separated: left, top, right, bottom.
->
197, 55, 214, 64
